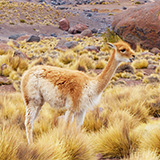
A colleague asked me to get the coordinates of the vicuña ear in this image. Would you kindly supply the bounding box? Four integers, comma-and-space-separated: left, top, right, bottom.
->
107, 42, 117, 50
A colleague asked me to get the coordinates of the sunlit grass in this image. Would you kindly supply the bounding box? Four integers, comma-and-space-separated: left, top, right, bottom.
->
0, 83, 160, 159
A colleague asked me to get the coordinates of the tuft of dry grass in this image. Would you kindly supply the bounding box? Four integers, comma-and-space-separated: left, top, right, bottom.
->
92, 120, 139, 159
34, 123, 96, 160
132, 59, 148, 69
139, 126, 160, 156
126, 150, 160, 160
102, 86, 150, 123
0, 125, 25, 160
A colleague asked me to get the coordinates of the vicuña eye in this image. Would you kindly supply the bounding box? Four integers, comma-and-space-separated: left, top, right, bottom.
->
120, 49, 126, 53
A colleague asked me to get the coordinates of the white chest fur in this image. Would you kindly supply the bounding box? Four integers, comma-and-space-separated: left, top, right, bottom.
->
79, 80, 102, 111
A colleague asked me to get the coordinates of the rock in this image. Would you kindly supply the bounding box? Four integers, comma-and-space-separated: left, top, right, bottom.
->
50, 33, 57, 37
54, 39, 78, 50
116, 63, 135, 74
64, 41, 78, 48
91, 28, 98, 33
14, 50, 29, 59
83, 46, 100, 52
112, 2, 160, 50
86, 13, 92, 17
8, 33, 25, 40
148, 64, 157, 70
68, 24, 88, 34
59, 18, 70, 31
122, 6, 127, 10
17, 35, 30, 41
150, 47, 160, 55
81, 29, 93, 37
26, 35, 40, 42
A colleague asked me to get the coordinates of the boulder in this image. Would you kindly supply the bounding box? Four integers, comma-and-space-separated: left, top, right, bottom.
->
9, 33, 25, 40
54, 39, 78, 50
59, 18, 70, 31
17, 35, 30, 41
26, 35, 40, 42
112, 2, 160, 50
150, 47, 160, 55
68, 24, 88, 34
83, 46, 100, 52
81, 29, 93, 37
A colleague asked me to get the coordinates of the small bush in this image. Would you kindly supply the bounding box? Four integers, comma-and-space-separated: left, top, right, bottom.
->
132, 59, 148, 69
93, 121, 138, 159
20, 19, 26, 23
95, 59, 106, 69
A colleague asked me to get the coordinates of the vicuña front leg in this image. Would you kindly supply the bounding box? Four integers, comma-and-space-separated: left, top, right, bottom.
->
75, 110, 86, 128
64, 110, 75, 128
25, 101, 42, 144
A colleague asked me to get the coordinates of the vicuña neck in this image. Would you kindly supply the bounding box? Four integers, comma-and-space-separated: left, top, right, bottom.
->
96, 50, 120, 93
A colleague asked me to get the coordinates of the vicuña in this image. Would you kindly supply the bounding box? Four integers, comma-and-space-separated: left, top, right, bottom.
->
21, 41, 135, 144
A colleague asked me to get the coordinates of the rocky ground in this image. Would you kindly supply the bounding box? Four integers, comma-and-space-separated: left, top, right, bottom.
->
0, 0, 157, 41
0, 0, 159, 93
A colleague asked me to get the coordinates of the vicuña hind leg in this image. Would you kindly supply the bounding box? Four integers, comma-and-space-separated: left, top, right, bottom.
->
25, 101, 42, 144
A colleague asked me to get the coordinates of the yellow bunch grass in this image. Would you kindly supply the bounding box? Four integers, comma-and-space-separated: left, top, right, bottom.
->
0, 125, 25, 160
132, 59, 148, 69
103, 86, 150, 123
139, 125, 160, 156
128, 150, 160, 160
34, 123, 96, 160
83, 107, 109, 132
93, 120, 138, 159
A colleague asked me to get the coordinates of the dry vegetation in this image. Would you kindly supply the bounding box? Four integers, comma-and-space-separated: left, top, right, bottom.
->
0, 84, 160, 159
0, 1, 160, 159
0, 24, 160, 160
0, 0, 75, 26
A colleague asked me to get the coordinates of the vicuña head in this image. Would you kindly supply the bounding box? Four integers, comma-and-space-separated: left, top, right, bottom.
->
21, 41, 135, 144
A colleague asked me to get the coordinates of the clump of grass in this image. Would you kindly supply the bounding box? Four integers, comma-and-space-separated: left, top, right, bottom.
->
139, 127, 160, 156
101, 28, 120, 43
83, 107, 109, 132
135, 1, 141, 4
0, 125, 25, 160
20, 19, 26, 23
71, 54, 95, 72
136, 71, 144, 78
93, 120, 138, 159
120, 72, 132, 79
132, 59, 148, 69
128, 150, 160, 160
95, 59, 106, 69
103, 86, 150, 123
108, 110, 140, 129
143, 74, 160, 83
58, 50, 76, 65
34, 124, 96, 160
155, 65, 160, 73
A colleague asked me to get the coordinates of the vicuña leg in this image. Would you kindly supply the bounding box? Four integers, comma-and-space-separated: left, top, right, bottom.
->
25, 101, 42, 144
64, 110, 75, 128
75, 110, 86, 128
